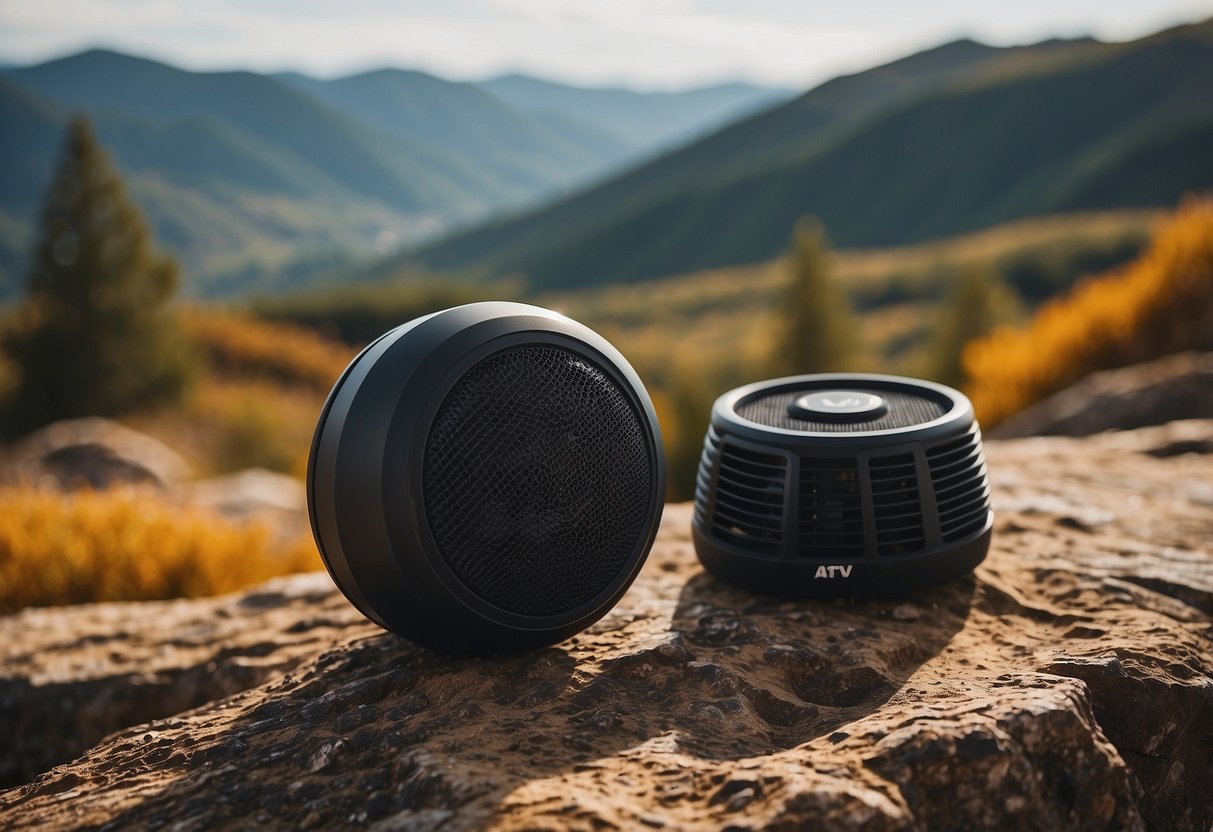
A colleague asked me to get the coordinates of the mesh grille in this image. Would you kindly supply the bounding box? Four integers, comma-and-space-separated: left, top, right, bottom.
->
798, 458, 863, 559
869, 453, 926, 555
736, 387, 949, 432
927, 425, 990, 542
422, 345, 653, 617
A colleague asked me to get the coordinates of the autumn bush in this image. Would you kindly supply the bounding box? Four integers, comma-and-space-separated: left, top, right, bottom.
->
180, 306, 353, 394
0, 485, 320, 613
964, 198, 1213, 426
122, 309, 355, 477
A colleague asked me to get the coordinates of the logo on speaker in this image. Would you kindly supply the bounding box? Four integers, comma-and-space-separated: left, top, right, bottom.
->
814, 564, 853, 579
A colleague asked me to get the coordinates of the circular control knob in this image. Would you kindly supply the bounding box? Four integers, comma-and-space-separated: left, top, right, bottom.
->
788, 390, 887, 421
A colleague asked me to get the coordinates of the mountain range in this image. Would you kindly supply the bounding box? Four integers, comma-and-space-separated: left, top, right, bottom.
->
3, 19, 1210, 301
384, 19, 1213, 290
0, 53, 789, 297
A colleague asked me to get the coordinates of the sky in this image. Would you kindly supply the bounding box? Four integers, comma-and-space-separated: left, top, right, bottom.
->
0, 0, 1208, 90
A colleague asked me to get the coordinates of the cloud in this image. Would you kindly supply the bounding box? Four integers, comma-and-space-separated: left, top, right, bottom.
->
0, 0, 1207, 88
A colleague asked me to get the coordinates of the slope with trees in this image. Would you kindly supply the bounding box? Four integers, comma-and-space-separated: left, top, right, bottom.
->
388, 20, 1213, 291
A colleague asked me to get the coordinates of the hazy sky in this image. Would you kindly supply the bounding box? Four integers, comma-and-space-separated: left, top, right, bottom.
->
0, 0, 1207, 89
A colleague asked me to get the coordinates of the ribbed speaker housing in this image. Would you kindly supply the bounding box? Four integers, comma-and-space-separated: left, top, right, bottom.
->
692, 373, 992, 597
308, 302, 665, 651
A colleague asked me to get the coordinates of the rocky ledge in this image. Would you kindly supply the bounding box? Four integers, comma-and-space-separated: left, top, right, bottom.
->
2, 421, 1211, 831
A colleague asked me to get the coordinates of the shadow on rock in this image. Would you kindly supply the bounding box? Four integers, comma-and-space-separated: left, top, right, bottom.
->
663, 570, 977, 758
52, 633, 594, 829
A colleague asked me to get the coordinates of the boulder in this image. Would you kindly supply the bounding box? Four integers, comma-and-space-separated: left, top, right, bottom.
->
991, 351, 1213, 439
1, 418, 191, 489
1, 421, 1211, 831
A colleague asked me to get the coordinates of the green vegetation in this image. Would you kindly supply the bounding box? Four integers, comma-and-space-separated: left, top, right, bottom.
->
388, 20, 1213, 291
250, 280, 506, 345
538, 208, 1159, 499
1, 118, 196, 437
771, 219, 855, 375
924, 268, 1023, 388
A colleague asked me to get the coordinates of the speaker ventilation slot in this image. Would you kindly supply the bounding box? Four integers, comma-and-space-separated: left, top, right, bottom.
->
928, 425, 990, 542
798, 457, 864, 559
869, 453, 925, 556
693, 426, 722, 530
708, 435, 786, 555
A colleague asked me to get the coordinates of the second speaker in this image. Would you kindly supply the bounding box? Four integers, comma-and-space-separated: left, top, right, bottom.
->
308, 302, 666, 651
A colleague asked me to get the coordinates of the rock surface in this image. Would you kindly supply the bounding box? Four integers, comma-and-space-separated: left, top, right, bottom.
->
0, 574, 356, 790
991, 351, 1213, 439
2, 422, 1212, 831
0, 417, 192, 490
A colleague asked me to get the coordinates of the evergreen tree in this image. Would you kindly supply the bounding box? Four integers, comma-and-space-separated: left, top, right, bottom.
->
927, 266, 1022, 389
4, 117, 196, 434
772, 217, 855, 374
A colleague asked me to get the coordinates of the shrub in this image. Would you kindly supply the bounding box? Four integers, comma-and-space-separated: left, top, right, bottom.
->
925, 267, 1023, 388
964, 197, 1213, 426
0, 485, 320, 613
180, 307, 353, 394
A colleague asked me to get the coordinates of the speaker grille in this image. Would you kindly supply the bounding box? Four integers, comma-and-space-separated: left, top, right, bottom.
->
927, 424, 990, 543
695, 427, 786, 556
798, 457, 863, 558
736, 387, 949, 431
422, 345, 653, 617
869, 453, 926, 555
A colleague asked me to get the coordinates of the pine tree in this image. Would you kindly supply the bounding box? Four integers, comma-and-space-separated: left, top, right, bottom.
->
4, 117, 196, 434
772, 217, 855, 374
927, 267, 1022, 389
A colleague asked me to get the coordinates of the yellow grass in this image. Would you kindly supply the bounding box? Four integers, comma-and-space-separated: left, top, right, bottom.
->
0, 485, 321, 613
126, 308, 356, 478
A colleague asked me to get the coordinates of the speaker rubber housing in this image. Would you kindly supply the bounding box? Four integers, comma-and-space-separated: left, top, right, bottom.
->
308, 302, 666, 651
693, 373, 992, 597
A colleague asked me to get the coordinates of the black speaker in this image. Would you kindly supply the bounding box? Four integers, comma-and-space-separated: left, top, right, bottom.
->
693, 373, 992, 597
308, 302, 666, 651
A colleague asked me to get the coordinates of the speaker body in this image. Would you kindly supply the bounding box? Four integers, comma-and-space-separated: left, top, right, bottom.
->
308, 302, 665, 651
693, 373, 992, 597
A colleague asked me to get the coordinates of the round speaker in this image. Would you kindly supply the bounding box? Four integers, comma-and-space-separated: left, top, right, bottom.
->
308, 302, 666, 651
692, 373, 992, 597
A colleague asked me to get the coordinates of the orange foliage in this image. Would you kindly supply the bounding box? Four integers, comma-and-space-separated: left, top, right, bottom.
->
964, 198, 1213, 426
180, 306, 354, 394
0, 485, 321, 612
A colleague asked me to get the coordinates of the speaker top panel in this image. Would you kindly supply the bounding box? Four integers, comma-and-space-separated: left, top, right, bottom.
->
715, 373, 970, 446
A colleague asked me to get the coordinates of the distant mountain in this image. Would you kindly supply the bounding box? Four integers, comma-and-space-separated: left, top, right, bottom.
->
276, 69, 633, 195
477, 75, 792, 152
0, 50, 789, 297
5, 50, 507, 216
385, 21, 1213, 290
